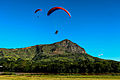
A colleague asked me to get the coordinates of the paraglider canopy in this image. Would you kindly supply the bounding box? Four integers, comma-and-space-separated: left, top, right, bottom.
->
35, 9, 42, 13
47, 7, 71, 18
35, 9, 42, 18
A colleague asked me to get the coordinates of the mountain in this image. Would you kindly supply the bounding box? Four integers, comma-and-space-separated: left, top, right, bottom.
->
0, 39, 101, 62
0, 39, 120, 73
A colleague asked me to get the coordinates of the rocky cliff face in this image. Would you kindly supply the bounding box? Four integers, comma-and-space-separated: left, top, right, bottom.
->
47, 39, 86, 54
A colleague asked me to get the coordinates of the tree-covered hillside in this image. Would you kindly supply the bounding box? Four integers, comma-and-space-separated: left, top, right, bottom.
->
0, 39, 119, 73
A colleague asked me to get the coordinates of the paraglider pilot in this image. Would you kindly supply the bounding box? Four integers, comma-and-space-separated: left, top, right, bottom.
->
55, 30, 58, 34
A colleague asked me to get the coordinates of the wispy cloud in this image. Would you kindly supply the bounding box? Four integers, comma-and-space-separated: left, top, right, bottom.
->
98, 54, 103, 56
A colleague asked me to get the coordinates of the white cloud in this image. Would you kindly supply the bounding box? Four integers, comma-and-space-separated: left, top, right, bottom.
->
98, 54, 103, 56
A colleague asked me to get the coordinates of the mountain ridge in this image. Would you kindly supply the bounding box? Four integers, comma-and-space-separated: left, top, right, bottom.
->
0, 39, 111, 62
0, 39, 86, 54
0, 39, 89, 61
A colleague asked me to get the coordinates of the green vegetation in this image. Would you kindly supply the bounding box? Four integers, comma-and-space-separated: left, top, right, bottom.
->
0, 39, 119, 73
0, 54, 120, 73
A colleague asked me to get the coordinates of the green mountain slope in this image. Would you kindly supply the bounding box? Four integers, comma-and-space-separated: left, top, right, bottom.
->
0, 39, 101, 62
0, 39, 119, 73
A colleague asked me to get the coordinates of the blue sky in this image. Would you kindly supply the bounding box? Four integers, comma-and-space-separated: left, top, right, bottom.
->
0, 0, 120, 61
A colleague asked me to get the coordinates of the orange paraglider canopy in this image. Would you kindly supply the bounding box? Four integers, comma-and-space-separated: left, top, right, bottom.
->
47, 7, 71, 17
35, 9, 42, 13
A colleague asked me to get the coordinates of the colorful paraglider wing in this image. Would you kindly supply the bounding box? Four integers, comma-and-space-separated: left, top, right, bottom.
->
35, 9, 42, 13
47, 7, 71, 17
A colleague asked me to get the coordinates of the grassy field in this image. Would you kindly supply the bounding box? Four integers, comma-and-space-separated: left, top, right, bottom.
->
0, 74, 120, 80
